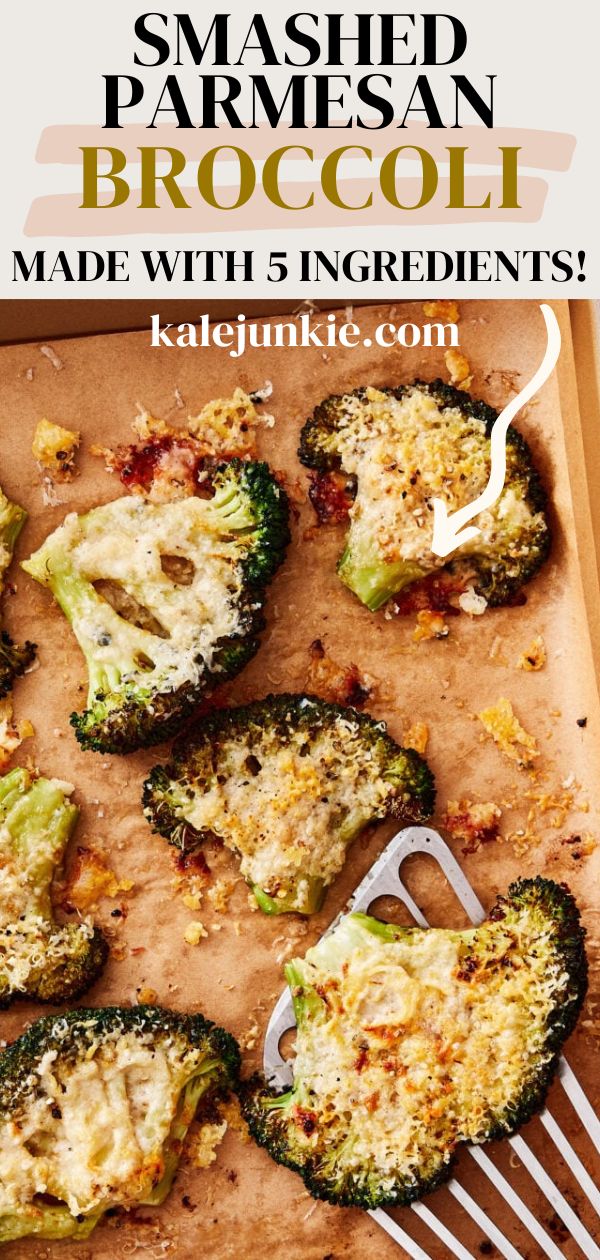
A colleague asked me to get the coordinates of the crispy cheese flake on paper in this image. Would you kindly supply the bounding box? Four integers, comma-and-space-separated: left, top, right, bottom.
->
305, 638, 371, 707
0, 698, 33, 770
62, 847, 134, 911
182, 891, 203, 911
443, 799, 503, 854
478, 698, 539, 768
517, 635, 547, 671
189, 1120, 228, 1168
445, 348, 473, 391
136, 986, 158, 1005
403, 721, 429, 755
32, 418, 80, 481
183, 920, 208, 946
413, 609, 449, 643
423, 300, 460, 323
458, 586, 488, 617
207, 878, 236, 913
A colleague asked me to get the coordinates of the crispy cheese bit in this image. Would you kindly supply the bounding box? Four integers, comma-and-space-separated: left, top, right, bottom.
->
62, 847, 134, 911
478, 698, 539, 768
182, 891, 203, 911
136, 986, 158, 1005
445, 348, 473, 391
190, 1120, 228, 1168
458, 586, 488, 616
413, 609, 449, 643
184, 920, 208, 945
517, 635, 547, 671
443, 798, 502, 854
0, 697, 33, 770
207, 878, 236, 913
403, 721, 429, 755
32, 418, 80, 481
306, 638, 371, 707
132, 411, 170, 440
423, 300, 460, 323
187, 387, 261, 458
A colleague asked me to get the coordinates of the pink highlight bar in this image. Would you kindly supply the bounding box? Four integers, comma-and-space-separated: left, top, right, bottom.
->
25, 177, 548, 238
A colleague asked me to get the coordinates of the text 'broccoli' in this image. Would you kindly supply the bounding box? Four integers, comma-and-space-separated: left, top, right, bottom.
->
22, 460, 290, 753
242, 879, 586, 1208
143, 693, 435, 915
299, 382, 550, 612
0, 767, 107, 1006
0, 1005, 240, 1243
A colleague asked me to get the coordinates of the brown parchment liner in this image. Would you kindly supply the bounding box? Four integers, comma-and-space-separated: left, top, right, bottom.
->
0, 300, 598, 1260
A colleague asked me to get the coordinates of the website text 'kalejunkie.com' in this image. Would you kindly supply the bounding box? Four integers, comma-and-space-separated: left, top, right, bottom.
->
150, 308, 461, 356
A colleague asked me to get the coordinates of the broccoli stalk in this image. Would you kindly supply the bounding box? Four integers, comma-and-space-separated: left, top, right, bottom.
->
0, 487, 35, 697
0, 766, 108, 1006
337, 537, 427, 612
241, 879, 586, 1209
143, 693, 435, 916
0, 1006, 240, 1243
22, 461, 290, 754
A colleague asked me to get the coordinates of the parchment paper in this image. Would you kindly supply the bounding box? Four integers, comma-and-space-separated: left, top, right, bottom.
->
0, 300, 598, 1260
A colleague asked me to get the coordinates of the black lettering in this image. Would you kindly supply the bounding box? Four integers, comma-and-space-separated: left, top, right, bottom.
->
134, 13, 170, 66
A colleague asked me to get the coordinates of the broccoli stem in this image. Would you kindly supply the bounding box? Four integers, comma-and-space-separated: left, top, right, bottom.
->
337, 541, 426, 612
142, 1060, 225, 1206
0, 1206, 100, 1244
252, 876, 326, 917
209, 480, 256, 533
4, 778, 78, 916
0, 496, 27, 561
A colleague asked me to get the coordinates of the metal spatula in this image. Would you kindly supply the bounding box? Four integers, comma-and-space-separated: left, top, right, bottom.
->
264, 826, 600, 1260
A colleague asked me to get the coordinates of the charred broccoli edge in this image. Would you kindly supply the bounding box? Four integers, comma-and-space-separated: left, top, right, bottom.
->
0, 631, 37, 700
141, 692, 436, 848
0, 1005, 241, 1115
0, 928, 109, 1011
239, 878, 587, 1209
298, 381, 551, 607
70, 461, 291, 754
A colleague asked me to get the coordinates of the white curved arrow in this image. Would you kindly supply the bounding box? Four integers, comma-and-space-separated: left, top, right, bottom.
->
430, 303, 561, 558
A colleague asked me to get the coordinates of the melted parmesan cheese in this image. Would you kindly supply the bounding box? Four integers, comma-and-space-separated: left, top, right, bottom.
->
181, 714, 394, 907
286, 911, 568, 1189
28, 494, 254, 700
0, 1029, 202, 1217
330, 386, 543, 576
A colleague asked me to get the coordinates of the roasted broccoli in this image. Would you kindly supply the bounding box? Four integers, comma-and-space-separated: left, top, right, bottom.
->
0, 485, 35, 696
143, 693, 435, 915
0, 1004, 240, 1243
0, 766, 107, 1006
299, 381, 550, 612
22, 460, 290, 753
242, 878, 586, 1208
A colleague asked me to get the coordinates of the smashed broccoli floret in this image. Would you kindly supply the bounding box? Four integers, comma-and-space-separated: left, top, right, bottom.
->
298, 381, 550, 612
0, 766, 107, 1006
241, 878, 586, 1208
0, 1004, 240, 1243
143, 693, 435, 915
0, 486, 35, 696
22, 460, 290, 753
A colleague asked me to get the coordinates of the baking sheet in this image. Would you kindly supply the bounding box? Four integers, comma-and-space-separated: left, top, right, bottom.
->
0, 300, 598, 1259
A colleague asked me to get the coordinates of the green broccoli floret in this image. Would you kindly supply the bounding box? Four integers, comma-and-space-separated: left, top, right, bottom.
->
241, 878, 586, 1208
298, 381, 550, 612
0, 486, 35, 697
22, 460, 290, 754
143, 693, 435, 915
0, 766, 107, 1006
0, 1004, 240, 1243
